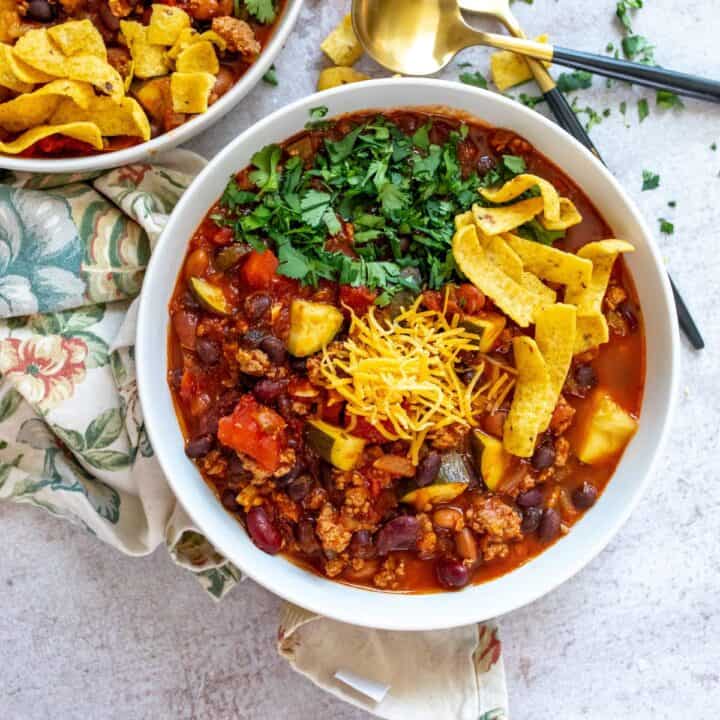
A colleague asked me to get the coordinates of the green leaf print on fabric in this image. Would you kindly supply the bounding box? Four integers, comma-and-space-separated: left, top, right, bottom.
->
0, 187, 85, 316
85, 408, 124, 449
0, 387, 22, 422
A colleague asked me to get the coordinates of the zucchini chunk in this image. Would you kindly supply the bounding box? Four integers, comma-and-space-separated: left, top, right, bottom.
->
576, 392, 638, 464
436, 451, 475, 485
306, 419, 365, 471
461, 312, 507, 352
189, 276, 231, 316
287, 299, 344, 357
471, 429, 511, 491
401, 482, 467, 510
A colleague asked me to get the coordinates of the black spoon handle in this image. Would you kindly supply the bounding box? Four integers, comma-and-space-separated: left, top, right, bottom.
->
552, 46, 720, 103
541, 87, 704, 349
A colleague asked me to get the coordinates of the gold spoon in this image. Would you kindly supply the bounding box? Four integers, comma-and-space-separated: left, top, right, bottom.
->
352, 0, 720, 103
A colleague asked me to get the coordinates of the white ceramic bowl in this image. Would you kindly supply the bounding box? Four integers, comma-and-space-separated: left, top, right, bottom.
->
137, 79, 679, 631
0, 0, 303, 175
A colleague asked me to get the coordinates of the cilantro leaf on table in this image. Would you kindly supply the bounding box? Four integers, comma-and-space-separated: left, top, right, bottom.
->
245, 0, 276, 23
637, 98, 649, 123
616, 0, 644, 33
642, 169, 660, 191
557, 71, 592, 93
656, 90, 685, 110
459, 71, 488, 89
658, 218, 674, 235
262, 65, 278, 86
249, 144, 282, 193
622, 35, 655, 64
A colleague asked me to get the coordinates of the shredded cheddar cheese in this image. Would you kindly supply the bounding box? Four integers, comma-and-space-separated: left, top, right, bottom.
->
318, 298, 515, 464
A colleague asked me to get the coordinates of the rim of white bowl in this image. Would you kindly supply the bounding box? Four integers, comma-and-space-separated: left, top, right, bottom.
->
0, 0, 304, 175
137, 79, 680, 631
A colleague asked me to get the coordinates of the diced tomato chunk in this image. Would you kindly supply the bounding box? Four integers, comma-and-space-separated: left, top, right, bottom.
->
241, 249, 279, 290
339, 284, 377, 316
456, 283, 485, 315
211, 227, 234, 246
347, 415, 392, 444
217, 394, 287, 471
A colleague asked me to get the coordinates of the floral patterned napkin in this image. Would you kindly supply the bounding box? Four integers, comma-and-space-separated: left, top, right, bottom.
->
0, 154, 508, 720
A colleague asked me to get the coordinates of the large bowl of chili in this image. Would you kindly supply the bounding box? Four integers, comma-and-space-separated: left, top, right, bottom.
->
0, 0, 303, 174
137, 79, 679, 630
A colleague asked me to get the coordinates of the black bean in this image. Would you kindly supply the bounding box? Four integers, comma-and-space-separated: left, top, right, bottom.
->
415, 452, 441, 488
435, 557, 470, 589
296, 518, 321, 556
517, 487, 543, 508
574, 363, 597, 389
260, 336, 287, 364
276, 393, 293, 418
531, 441, 556, 471
520, 505, 543, 534
168, 368, 183, 389
349, 530, 377, 559
376, 516, 419, 555
572, 482, 598, 510
220, 489, 240, 512
538, 508, 561, 542
241, 329, 267, 348
617, 300, 639, 332
253, 378, 289, 403
477, 155, 496, 174
277, 458, 306, 487
286, 475, 312, 501
184, 434, 213, 458
289, 356, 307, 373
195, 337, 221, 365
244, 293, 272, 321
98, 2, 120, 30
27, 0, 56, 22
226, 455, 251, 485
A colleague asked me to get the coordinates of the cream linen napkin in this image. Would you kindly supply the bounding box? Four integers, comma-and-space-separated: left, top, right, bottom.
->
0, 155, 508, 720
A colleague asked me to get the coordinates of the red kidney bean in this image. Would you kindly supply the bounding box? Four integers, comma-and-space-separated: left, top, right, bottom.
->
517, 487, 543, 508
184, 434, 213, 458
435, 557, 470, 589
246, 506, 282, 554
531, 440, 556, 471
520, 505, 543, 534
220, 489, 240, 512
349, 530, 377, 559
260, 336, 287, 364
415, 452, 441, 488
296, 518, 321, 556
253, 378, 289, 403
195, 337, 220, 365
244, 292, 272, 321
172, 309, 198, 350
376, 516, 419, 555
27, 0, 56, 22
538, 508, 561, 542
572, 482, 598, 509
574, 363, 597, 389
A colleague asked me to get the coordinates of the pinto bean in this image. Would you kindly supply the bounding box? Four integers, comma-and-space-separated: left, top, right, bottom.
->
432, 507, 462, 529
454, 528, 478, 562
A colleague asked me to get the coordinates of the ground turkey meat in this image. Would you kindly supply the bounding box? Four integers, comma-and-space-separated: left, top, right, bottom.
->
212, 16, 261, 57
431, 423, 470, 451
549, 395, 576, 434
236, 347, 271, 376
373, 556, 406, 590
315, 503, 352, 555
467, 494, 522, 541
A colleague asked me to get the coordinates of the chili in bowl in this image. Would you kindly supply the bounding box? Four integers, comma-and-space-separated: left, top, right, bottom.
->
137, 79, 678, 630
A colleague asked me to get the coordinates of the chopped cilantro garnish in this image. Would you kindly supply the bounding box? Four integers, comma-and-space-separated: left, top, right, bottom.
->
712, 143, 718, 151
262, 65, 278, 86
518, 93, 545, 109
637, 98, 649, 122
249, 144, 281, 194
656, 90, 684, 110
245, 0, 276, 23
557, 71, 592, 93
668, 200, 677, 207
502, 155, 526, 175
517, 219, 565, 246
658, 218, 674, 235
459, 71, 488, 89
616, 0, 644, 33
570, 98, 603, 132
606, 42, 615, 53
305, 106, 330, 130
620, 101, 627, 115
603, 108, 611, 117
642, 169, 660, 191
622, 35, 655, 64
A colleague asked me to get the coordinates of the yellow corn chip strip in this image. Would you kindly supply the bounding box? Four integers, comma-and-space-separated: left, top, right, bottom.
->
504, 335, 554, 457
478, 232, 523, 280
176, 40, 219, 74
48, 19, 106, 59
167, 28, 198, 59
504, 233, 593, 288
520, 271, 556, 304
490, 34, 550, 91
535, 303, 577, 430
0, 121, 103, 154
472, 197, 544, 236
197, 31, 227, 52
452, 224, 545, 328
541, 197, 583, 230
317, 66, 370, 91
170, 71, 215, 113
321, 14, 363, 66
51, 95, 150, 140
454, 210, 475, 230
574, 314, 609, 355
121, 21, 170, 79
0, 79, 95, 132
0, 48, 33, 93
0, 44, 54, 83
565, 239, 635, 315
147, 4, 191, 45
14, 28, 67, 74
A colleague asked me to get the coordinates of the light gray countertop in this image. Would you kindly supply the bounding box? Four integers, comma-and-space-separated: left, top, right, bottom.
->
2, 0, 719, 718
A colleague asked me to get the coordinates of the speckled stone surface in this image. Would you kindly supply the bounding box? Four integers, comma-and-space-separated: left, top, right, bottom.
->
2, 1, 719, 718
